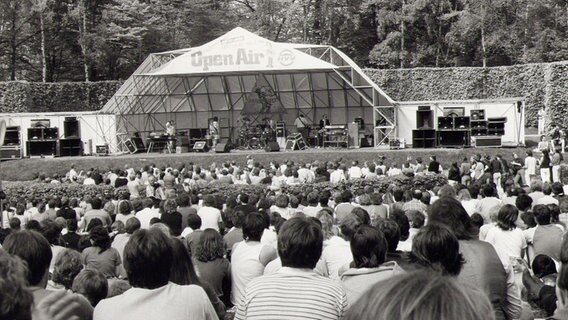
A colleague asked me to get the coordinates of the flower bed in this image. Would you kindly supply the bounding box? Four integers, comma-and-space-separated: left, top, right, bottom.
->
3, 174, 447, 201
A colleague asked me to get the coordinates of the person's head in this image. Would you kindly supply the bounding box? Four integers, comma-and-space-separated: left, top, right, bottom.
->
407, 210, 425, 229
496, 204, 519, 231
71, 268, 108, 306
481, 184, 496, 198
91, 197, 102, 210
125, 217, 141, 234
274, 194, 289, 208
90, 226, 111, 252
389, 210, 410, 241
186, 213, 202, 230
52, 249, 83, 289
194, 229, 225, 262
533, 204, 551, 225
515, 194, 533, 212
351, 225, 387, 268
408, 224, 464, 276
532, 254, 557, 278
0, 251, 33, 320
9, 217, 21, 230
393, 188, 404, 202
3, 230, 52, 286
344, 271, 495, 320
118, 201, 132, 215
124, 229, 173, 289
339, 214, 362, 241
278, 217, 323, 269
428, 196, 474, 240
375, 219, 400, 253
40, 220, 62, 246
470, 213, 485, 229
351, 207, 370, 225
243, 212, 266, 242
438, 185, 457, 198
316, 209, 335, 240
557, 234, 568, 309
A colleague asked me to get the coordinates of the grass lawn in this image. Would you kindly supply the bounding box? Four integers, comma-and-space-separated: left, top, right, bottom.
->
0, 146, 536, 181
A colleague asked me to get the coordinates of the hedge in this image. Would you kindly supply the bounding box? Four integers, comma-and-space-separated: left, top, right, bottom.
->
3, 61, 568, 126
2, 182, 114, 200
0, 81, 122, 113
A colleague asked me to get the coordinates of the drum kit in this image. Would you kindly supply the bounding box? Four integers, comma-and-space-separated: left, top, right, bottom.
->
237, 124, 276, 150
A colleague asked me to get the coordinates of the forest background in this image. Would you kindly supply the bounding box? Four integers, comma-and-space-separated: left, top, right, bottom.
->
2, 0, 568, 82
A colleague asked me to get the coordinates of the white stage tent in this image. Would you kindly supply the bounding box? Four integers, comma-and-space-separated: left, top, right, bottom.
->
395, 98, 525, 147
101, 27, 397, 150
0, 112, 117, 155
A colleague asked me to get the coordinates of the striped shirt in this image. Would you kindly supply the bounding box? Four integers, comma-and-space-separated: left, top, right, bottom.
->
235, 267, 347, 320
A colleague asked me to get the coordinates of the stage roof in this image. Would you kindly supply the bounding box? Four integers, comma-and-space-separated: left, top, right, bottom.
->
100, 27, 396, 138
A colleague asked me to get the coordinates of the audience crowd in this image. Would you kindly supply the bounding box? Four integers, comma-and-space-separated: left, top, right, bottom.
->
1, 149, 568, 320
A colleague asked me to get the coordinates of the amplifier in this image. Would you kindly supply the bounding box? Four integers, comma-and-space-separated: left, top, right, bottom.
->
96, 144, 109, 156
0, 147, 22, 160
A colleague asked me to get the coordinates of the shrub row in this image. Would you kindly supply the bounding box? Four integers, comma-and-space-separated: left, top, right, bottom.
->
2, 182, 114, 200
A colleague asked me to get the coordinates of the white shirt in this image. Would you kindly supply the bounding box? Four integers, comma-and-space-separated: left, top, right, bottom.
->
348, 167, 363, 179
197, 206, 222, 232
135, 208, 161, 229
535, 195, 559, 206
330, 170, 346, 185
320, 236, 352, 281
484, 227, 527, 259
83, 178, 95, 185
94, 283, 218, 320
525, 156, 537, 175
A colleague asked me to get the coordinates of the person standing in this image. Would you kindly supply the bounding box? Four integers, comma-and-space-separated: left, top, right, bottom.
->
540, 150, 552, 184
538, 107, 546, 135
552, 147, 564, 183
209, 117, 220, 148
524, 150, 538, 187
318, 114, 330, 147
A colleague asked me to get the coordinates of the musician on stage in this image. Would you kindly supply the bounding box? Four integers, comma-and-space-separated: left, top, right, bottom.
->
294, 114, 309, 142
209, 116, 220, 148
165, 121, 176, 150
318, 114, 330, 147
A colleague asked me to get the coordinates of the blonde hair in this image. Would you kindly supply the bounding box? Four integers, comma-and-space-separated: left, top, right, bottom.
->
345, 271, 495, 320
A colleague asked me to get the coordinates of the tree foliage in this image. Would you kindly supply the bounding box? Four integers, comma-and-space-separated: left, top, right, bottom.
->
1, 0, 568, 81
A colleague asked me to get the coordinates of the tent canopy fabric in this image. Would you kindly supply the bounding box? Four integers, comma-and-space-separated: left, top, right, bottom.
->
100, 27, 396, 146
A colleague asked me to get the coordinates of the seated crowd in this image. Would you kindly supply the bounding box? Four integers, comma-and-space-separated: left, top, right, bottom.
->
1, 151, 568, 320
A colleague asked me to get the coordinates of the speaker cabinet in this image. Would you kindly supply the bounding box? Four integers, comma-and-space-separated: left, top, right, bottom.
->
470, 109, 485, 120
265, 141, 280, 152
59, 138, 82, 157
437, 117, 453, 130
474, 136, 502, 147
438, 131, 470, 148
416, 110, 434, 129
193, 141, 209, 152
215, 142, 231, 153
412, 129, 436, 148
454, 116, 470, 129
64, 117, 80, 138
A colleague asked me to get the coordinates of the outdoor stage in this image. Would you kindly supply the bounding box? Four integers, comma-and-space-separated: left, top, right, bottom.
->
0, 145, 530, 182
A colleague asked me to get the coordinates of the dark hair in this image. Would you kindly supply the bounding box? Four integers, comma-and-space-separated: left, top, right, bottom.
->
230, 210, 246, 228
532, 254, 557, 278
169, 237, 201, 286
86, 218, 103, 232
3, 230, 52, 286
41, 220, 63, 245
243, 212, 265, 241
278, 217, 323, 269
408, 224, 464, 276
194, 229, 225, 262
186, 213, 202, 230
390, 210, 410, 241
238, 193, 250, 204
515, 194, 533, 212
407, 210, 425, 228
9, 218, 21, 230
496, 205, 518, 231
375, 219, 400, 252
176, 193, 190, 207
91, 198, 102, 210
393, 189, 404, 202
351, 225, 387, 268
89, 226, 111, 253
520, 211, 537, 228
124, 229, 173, 289
428, 197, 474, 240
470, 213, 484, 229
351, 207, 370, 225
72, 269, 108, 306
118, 201, 132, 215
533, 205, 551, 225
125, 217, 141, 234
